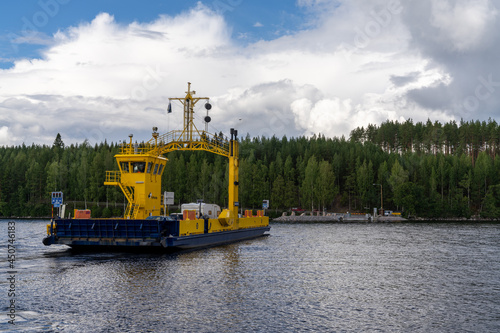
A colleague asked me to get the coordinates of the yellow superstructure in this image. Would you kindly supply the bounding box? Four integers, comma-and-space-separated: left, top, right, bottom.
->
104, 82, 269, 232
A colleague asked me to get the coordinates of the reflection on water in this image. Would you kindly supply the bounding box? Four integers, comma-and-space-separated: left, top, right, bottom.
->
1, 220, 499, 332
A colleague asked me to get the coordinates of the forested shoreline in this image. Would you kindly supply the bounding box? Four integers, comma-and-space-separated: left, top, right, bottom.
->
1, 119, 499, 219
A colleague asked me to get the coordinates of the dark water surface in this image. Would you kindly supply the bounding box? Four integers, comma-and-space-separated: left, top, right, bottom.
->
1, 220, 499, 332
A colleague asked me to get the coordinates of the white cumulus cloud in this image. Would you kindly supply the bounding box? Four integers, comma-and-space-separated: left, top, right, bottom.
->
0, 1, 498, 146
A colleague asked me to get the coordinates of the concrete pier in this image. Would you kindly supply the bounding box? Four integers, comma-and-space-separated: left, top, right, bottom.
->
273, 212, 406, 222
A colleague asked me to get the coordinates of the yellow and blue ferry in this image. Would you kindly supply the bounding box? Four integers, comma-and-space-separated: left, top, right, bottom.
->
43, 83, 270, 251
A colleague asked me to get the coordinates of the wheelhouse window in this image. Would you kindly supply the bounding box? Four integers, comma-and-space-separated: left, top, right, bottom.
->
157, 164, 164, 175
132, 162, 146, 173
146, 162, 153, 173
153, 164, 159, 175
121, 162, 129, 173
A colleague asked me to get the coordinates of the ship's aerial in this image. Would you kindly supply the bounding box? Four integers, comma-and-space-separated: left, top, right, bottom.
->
43, 83, 270, 251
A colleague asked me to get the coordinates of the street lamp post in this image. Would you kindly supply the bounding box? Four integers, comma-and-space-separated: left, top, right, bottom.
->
373, 183, 383, 215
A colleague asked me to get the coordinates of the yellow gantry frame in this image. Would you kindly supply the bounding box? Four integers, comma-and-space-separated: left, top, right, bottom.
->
105, 83, 240, 224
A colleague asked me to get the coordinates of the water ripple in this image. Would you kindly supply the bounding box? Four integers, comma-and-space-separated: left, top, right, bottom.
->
1, 220, 499, 332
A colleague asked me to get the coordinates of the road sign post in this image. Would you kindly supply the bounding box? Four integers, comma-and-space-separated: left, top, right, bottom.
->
164, 192, 174, 216
51, 192, 63, 217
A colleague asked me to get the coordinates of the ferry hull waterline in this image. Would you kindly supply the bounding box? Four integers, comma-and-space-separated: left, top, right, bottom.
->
42, 219, 270, 252
43, 83, 270, 251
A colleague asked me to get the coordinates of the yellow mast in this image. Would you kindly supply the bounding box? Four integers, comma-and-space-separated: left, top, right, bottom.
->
169, 82, 210, 144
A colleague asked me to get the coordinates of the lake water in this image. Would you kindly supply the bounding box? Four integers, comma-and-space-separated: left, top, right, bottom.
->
1, 220, 499, 332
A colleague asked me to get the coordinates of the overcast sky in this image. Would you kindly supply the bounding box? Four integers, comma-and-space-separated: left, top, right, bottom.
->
0, 0, 499, 146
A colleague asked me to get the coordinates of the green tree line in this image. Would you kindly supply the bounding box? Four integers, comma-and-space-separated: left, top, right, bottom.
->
1, 119, 499, 219
349, 118, 499, 161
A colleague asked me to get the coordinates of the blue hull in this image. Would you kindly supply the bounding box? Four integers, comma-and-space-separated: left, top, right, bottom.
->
164, 227, 271, 249
43, 218, 270, 251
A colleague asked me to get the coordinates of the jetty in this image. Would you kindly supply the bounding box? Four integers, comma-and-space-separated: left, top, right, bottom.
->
273, 211, 406, 223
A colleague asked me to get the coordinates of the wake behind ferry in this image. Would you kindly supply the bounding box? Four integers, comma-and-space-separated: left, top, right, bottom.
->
43, 83, 270, 251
